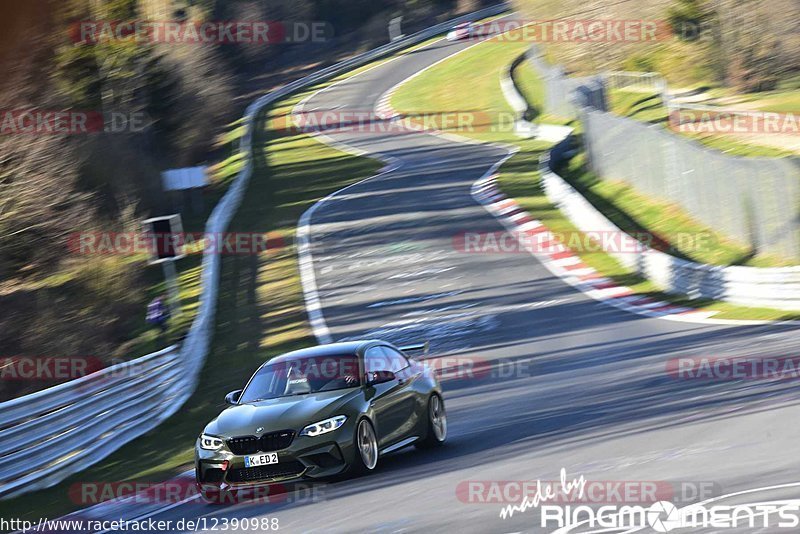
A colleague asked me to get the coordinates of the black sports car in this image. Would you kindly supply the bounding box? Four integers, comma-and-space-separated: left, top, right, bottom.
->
195, 340, 446, 501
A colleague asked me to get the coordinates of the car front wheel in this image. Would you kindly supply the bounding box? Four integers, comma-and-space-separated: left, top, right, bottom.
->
352, 418, 379, 474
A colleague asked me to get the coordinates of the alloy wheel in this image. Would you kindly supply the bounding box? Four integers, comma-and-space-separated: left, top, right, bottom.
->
357, 419, 378, 470
430, 395, 447, 442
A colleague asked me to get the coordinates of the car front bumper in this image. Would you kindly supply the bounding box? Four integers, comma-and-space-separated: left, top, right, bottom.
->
195, 423, 357, 493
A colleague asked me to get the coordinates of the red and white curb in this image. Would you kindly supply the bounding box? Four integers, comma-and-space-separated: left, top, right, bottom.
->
472, 174, 723, 323
375, 92, 396, 120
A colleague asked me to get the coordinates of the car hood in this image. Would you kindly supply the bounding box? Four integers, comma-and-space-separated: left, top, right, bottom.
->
205, 388, 361, 437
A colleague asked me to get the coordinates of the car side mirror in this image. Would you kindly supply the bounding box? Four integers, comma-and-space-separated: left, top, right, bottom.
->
225, 389, 242, 405
366, 370, 396, 386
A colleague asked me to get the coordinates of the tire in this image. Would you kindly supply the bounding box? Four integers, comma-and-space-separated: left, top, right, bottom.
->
416, 394, 447, 448
350, 418, 379, 476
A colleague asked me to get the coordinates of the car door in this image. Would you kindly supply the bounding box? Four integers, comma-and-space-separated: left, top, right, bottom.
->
381, 345, 424, 439
363, 346, 412, 448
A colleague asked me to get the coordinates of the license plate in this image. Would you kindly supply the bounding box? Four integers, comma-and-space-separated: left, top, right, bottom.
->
244, 452, 278, 467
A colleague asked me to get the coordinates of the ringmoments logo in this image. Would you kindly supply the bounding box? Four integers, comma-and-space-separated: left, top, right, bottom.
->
497, 469, 800, 532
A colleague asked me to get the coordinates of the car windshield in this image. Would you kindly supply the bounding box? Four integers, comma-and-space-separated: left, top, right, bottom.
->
239, 353, 361, 402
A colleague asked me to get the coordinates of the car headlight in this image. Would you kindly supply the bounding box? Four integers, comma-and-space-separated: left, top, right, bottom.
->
199, 434, 225, 451
300, 415, 347, 437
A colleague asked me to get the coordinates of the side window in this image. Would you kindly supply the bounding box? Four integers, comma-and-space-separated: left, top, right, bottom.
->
364, 347, 391, 375
381, 346, 410, 373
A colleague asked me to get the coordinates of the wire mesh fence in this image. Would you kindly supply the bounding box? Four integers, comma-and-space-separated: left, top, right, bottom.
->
526, 45, 800, 260
582, 110, 800, 259
525, 46, 607, 118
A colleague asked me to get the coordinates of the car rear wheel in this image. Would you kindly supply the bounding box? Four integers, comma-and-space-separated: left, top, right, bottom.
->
417, 394, 447, 448
351, 418, 378, 474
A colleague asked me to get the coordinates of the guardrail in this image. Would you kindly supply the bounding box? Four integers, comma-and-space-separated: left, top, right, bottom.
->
499, 53, 537, 138
0, 2, 510, 500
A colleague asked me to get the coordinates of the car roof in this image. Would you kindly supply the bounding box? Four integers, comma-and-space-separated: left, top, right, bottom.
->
267, 340, 386, 363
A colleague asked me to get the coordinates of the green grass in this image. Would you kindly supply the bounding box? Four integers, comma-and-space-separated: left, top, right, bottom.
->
392, 39, 531, 144
681, 131, 796, 158
608, 88, 669, 124
390, 33, 800, 321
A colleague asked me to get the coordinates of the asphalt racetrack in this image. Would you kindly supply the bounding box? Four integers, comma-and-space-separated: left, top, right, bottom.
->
107, 32, 800, 534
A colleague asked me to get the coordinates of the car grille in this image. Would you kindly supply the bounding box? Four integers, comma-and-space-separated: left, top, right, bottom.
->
227, 430, 295, 455
227, 461, 305, 483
